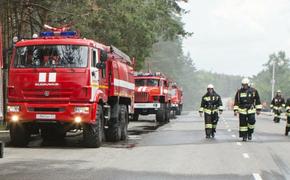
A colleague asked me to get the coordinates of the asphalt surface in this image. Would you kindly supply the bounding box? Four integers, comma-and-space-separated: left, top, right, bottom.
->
0, 111, 289, 180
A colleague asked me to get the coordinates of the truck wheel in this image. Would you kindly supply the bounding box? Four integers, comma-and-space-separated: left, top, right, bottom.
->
120, 105, 128, 140
176, 105, 181, 115
83, 105, 104, 148
106, 104, 122, 142
165, 105, 170, 123
171, 109, 177, 119
132, 113, 139, 121
156, 104, 166, 124
10, 123, 30, 147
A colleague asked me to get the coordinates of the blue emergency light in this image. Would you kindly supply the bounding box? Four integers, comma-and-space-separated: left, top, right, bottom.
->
40, 31, 77, 37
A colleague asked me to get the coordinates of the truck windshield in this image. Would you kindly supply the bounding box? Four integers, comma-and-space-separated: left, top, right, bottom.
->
135, 79, 159, 87
14, 45, 88, 68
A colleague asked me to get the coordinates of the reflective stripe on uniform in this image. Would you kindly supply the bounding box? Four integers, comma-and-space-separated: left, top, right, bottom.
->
248, 109, 256, 114
212, 124, 217, 128
203, 108, 218, 114
199, 107, 204, 112
219, 106, 223, 111
203, 97, 211, 101
286, 106, 290, 111
240, 93, 247, 97
248, 124, 255, 129
274, 114, 281, 118
205, 124, 213, 128
273, 106, 282, 110
240, 126, 248, 131
234, 106, 239, 111
255, 105, 262, 109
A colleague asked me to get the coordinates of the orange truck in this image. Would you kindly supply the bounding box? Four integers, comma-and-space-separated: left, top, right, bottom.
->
132, 72, 171, 123
6, 25, 134, 148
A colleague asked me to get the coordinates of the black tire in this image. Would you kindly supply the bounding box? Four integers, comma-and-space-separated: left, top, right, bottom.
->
176, 107, 181, 115
106, 104, 122, 142
120, 105, 128, 140
156, 104, 166, 124
165, 105, 170, 123
83, 105, 104, 148
10, 123, 30, 147
171, 109, 177, 119
132, 113, 139, 121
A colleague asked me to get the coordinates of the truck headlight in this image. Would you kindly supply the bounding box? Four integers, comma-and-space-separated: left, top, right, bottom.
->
74, 107, 89, 113
7, 106, 20, 112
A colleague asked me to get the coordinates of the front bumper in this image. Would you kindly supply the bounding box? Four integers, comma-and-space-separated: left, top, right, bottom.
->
6, 102, 97, 124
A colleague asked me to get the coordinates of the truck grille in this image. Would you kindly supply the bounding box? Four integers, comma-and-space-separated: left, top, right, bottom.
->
135, 92, 149, 102
28, 107, 65, 112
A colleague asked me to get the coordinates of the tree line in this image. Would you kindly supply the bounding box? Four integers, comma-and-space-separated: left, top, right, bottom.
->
0, 0, 189, 68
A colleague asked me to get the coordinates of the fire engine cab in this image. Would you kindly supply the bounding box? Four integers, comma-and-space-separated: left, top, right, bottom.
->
133, 72, 171, 123
6, 25, 135, 148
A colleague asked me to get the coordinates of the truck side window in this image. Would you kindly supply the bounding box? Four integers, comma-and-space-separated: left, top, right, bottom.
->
100, 50, 106, 78
92, 50, 96, 67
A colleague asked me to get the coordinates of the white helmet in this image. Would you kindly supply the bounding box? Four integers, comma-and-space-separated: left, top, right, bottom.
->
241, 78, 250, 85
277, 89, 281, 93
207, 84, 214, 89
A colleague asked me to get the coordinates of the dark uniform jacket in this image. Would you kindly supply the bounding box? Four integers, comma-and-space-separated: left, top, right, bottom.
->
234, 87, 262, 114
270, 96, 285, 110
199, 91, 223, 114
285, 98, 290, 115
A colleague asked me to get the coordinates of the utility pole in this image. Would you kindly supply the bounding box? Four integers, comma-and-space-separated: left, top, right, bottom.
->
271, 60, 275, 101
0, 22, 3, 123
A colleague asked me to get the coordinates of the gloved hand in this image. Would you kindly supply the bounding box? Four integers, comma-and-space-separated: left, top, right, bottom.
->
234, 111, 238, 116
199, 112, 203, 117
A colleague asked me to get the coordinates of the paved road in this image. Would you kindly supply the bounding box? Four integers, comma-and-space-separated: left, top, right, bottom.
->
0, 111, 289, 180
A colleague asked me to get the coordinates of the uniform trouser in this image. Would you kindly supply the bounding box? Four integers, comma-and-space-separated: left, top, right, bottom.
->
286, 116, 290, 134
273, 109, 282, 122
239, 113, 255, 138
204, 112, 219, 136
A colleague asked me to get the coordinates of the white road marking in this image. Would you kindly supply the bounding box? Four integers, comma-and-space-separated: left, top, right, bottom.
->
231, 134, 236, 138
236, 142, 242, 146
253, 173, 263, 180
128, 135, 141, 140
243, 153, 250, 159
227, 129, 232, 132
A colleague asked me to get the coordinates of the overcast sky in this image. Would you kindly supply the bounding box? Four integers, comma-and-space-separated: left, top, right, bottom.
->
180, 0, 290, 76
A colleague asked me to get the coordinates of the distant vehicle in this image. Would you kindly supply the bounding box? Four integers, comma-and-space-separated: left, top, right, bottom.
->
169, 82, 183, 117
6, 25, 135, 148
133, 72, 171, 123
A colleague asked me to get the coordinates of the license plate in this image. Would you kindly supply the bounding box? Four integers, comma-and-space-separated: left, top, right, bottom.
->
36, 114, 56, 119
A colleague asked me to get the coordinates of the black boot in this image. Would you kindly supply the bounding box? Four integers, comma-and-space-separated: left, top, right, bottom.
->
242, 136, 247, 141
248, 134, 252, 140
285, 127, 289, 136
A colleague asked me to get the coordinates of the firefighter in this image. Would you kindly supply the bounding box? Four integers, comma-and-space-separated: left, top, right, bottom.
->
270, 90, 285, 123
199, 84, 223, 138
285, 98, 290, 136
234, 78, 262, 141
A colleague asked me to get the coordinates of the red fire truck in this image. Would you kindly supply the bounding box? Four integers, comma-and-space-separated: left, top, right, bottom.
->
132, 72, 171, 123
169, 83, 183, 117
6, 25, 135, 148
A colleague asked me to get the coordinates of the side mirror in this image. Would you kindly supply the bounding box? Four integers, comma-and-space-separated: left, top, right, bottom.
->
96, 62, 106, 69
100, 50, 108, 62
